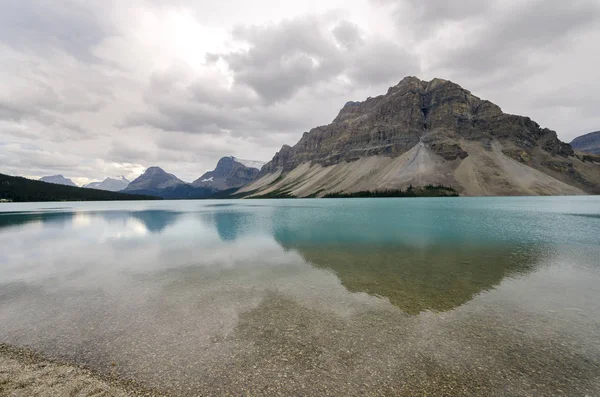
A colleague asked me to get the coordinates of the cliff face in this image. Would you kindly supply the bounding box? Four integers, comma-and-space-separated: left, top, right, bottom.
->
243, 77, 600, 197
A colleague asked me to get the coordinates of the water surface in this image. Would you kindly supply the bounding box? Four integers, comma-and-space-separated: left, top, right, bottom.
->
1, 197, 600, 395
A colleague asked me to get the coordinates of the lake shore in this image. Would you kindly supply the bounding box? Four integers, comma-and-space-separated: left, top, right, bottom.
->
0, 344, 162, 397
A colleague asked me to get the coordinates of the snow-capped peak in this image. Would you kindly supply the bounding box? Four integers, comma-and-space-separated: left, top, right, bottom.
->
231, 157, 266, 170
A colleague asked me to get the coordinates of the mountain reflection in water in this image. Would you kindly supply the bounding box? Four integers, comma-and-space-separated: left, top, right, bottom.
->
1, 198, 599, 396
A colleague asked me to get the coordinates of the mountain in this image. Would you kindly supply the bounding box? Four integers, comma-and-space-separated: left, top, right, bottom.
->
124, 167, 185, 192
239, 76, 600, 197
84, 176, 130, 192
192, 156, 262, 191
39, 175, 77, 187
571, 131, 600, 155
0, 173, 159, 202
123, 166, 218, 199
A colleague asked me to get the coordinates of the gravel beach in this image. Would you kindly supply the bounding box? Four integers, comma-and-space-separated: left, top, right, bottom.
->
0, 344, 160, 397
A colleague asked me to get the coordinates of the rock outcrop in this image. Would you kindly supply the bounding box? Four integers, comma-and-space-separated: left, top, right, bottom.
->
241, 77, 600, 197
192, 156, 262, 191
571, 131, 600, 155
39, 175, 77, 187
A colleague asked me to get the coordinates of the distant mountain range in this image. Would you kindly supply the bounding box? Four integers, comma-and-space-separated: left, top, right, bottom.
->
84, 176, 130, 192
571, 131, 600, 155
123, 157, 263, 199
0, 173, 158, 202
39, 175, 77, 187
239, 77, 600, 197
10, 76, 600, 201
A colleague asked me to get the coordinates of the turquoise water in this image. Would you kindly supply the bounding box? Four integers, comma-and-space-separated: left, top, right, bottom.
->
1, 197, 600, 395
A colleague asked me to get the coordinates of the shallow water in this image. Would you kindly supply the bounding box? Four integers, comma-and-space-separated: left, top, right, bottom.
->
1, 197, 600, 396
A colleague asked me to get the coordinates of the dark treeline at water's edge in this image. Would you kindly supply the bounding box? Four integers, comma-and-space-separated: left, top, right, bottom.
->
0, 173, 160, 202
323, 185, 459, 198
0, 172, 458, 202
232, 185, 459, 199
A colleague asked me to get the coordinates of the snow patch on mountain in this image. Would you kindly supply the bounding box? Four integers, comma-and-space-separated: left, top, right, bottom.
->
231, 157, 266, 170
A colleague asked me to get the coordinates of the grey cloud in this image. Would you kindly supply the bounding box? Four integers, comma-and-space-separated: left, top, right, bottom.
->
210, 15, 420, 104
0, 103, 27, 122
187, 79, 259, 109
0, 0, 118, 154
0, 0, 109, 61
371, 0, 492, 34
211, 16, 347, 103
405, 0, 491, 23
119, 66, 263, 133
122, 102, 245, 134
332, 20, 363, 49
347, 41, 418, 86
3, 0, 599, 183
0, 100, 90, 142
0, 92, 105, 123
0, 44, 115, 147
130, 15, 420, 137
107, 141, 156, 165
121, 61, 332, 135
0, 144, 82, 171
491, 0, 600, 47
439, 0, 600, 75
0, 122, 41, 141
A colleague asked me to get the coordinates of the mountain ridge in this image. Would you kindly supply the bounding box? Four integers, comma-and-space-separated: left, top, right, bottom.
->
123, 166, 218, 199
571, 131, 600, 155
39, 175, 77, 187
85, 176, 130, 191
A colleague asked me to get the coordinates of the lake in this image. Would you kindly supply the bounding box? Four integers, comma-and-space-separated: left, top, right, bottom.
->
1, 197, 600, 396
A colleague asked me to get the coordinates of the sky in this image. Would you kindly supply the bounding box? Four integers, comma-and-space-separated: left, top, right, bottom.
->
1, 0, 599, 185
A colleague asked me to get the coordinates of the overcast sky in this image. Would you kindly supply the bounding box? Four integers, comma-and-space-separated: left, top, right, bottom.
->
1, 0, 599, 185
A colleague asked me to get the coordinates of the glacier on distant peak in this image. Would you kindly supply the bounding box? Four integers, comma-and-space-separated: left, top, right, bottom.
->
231, 157, 266, 170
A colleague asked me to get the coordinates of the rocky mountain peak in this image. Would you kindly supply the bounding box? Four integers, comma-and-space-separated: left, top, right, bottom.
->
240, 76, 600, 197
144, 166, 166, 175
124, 166, 185, 191
260, 145, 295, 175
270, 76, 574, 171
192, 156, 262, 191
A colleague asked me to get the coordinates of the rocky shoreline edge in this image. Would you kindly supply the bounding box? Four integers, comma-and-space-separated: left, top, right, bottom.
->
0, 343, 164, 397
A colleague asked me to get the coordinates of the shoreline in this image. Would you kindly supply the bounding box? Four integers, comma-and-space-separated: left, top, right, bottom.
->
0, 343, 164, 397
